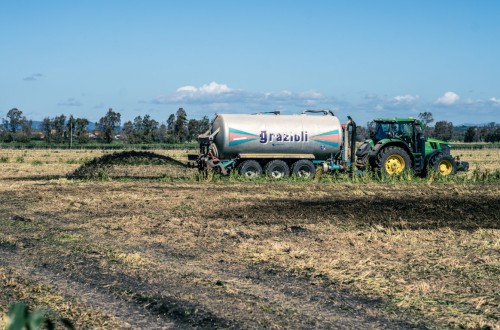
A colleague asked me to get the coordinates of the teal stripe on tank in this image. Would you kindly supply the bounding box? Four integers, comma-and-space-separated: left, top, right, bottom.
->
313, 129, 339, 137
229, 138, 258, 146
228, 128, 259, 137
313, 140, 339, 147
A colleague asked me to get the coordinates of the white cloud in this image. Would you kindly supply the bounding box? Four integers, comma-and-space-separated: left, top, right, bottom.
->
176, 82, 232, 94
156, 82, 235, 103
199, 81, 232, 94
153, 82, 327, 107
176, 86, 198, 93
393, 94, 418, 103
435, 91, 460, 105
490, 97, 500, 105
299, 91, 322, 99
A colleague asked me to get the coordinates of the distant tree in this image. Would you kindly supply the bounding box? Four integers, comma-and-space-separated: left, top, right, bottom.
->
187, 119, 200, 141
418, 112, 434, 129
75, 118, 89, 144
486, 122, 496, 129
66, 115, 76, 142
433, 121, 453, 141
131, 116, 144, 143
142, 115, 159, 143
464, 126, 476, 143
122, 120, 135, 143
42, 117, 52, 142
6, 108, 23, 133
18, 117, 32, 142
174, 108, 188, 142
167, 114, 175, 133
484, 128, 500, 143
478, 127, 489, 142
0, 118, 8, 142
98, 108, 121, 143
52, 115, 66, 143
199, 116, 210, 133
158, 123, 168, 143
133, 116, 144, 133
354, 126, 368, 142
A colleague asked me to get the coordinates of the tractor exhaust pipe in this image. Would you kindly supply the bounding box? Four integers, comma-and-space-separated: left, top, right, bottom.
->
347, 116, 356, 173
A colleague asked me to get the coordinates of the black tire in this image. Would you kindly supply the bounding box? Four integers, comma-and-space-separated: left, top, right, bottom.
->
238, 160, 262, 178
376, 146, 411, 175
291, 160, 316, 179
265, 160, 290, 179
355, 142, 372, 170
430, 153, 457, 176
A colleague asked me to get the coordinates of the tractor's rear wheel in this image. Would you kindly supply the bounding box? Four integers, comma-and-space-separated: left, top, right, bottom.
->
265, 160, 290, 179
238, 160, 262, 178
291, 160, 316, 179
430, 154, 457, 176
376, 146, 411, 175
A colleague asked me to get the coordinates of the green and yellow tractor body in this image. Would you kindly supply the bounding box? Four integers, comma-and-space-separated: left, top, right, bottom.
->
356, 117, 468, 176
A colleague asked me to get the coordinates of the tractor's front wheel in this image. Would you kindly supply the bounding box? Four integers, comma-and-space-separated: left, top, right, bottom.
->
430, 154, 457, 176
376, 146, 411, 175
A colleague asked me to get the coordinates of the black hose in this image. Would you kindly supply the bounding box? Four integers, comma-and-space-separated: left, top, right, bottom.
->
349, 118, 357, 173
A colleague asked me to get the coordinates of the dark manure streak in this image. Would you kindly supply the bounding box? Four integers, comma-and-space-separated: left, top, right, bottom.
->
210, 195, 500, 230
67, 151, 188, 180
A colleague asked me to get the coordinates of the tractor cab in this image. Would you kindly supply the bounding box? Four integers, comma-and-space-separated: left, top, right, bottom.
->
370, 118, 423, 151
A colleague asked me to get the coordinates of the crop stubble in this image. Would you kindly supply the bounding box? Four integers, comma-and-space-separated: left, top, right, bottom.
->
0, 148, 499, 329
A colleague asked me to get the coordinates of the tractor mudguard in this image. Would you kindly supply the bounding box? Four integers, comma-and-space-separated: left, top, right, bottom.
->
424, 150, 441, 166
368, 142, 385, 158
356, 141, 372, 158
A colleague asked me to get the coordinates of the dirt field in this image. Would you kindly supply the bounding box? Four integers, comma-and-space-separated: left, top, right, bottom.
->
0, 149, 499, 329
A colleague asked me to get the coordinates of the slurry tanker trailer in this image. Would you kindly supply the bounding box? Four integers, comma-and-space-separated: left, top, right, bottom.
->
188, 110, 468, 178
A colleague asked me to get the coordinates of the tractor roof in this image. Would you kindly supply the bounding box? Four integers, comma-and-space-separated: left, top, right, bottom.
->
373, 117, 418, 123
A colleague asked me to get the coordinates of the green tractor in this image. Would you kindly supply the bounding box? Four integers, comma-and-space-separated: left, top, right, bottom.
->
356, 117, 468, 176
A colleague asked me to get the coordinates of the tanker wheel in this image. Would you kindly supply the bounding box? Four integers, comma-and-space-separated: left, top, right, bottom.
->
238, 160, 262, 178
376, 146, 411, 175
431, 153, 457, 176
265, 160, 290, 179
291, 160, 316, 179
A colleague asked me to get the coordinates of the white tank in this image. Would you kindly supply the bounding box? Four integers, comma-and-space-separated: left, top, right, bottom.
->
211, 113, 343, 159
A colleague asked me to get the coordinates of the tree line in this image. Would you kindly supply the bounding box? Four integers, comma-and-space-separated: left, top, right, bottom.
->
1, 107, 210, 144
1, 108, 499, 144
417, 112, 499, 142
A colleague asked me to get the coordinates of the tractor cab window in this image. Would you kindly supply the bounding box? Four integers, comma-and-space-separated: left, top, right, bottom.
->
373, 122, 414, 141
395, 123, 413, 138
373, 123, 389, 140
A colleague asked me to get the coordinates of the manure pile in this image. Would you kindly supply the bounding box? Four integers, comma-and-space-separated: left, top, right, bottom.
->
67, 150, 192, 180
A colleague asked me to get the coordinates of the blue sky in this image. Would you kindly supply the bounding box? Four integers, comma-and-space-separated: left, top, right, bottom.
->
1, 1, 499, 125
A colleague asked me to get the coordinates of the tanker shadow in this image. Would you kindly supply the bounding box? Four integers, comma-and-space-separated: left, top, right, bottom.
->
210, 194, 500, 230
0, 175, 170, 181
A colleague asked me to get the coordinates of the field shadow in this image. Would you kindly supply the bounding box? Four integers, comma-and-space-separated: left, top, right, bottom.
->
0, 175, 64, 181
210, 194, 500, 230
